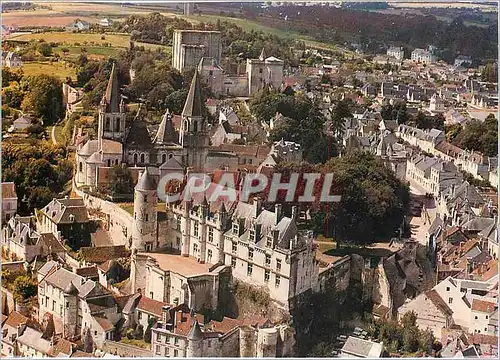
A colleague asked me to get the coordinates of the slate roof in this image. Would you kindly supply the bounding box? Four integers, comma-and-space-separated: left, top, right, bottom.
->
154, 109, 178, 144
40, 198, 88, 224
103, 63, 120, 113
135, 169, 157, 191
341, 336, 383, 358
125, 111, 153, 148
77, 140, 99, 156
187, 321, 203, 341
182, 70, 203, 118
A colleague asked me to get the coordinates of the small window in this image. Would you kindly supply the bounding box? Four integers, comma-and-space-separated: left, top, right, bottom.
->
174, 337, 179, 345
247, 263, 253, 276
232, 242, 237, 254
448, 298, 453, 304
475, 316, 478, 320
259, 68, 263, 74
249, 229, 255, 242
248, 248, 254, 260
140, 153, 145, 163
174, 350, 179, 357
265, 254, 271, 266
66, 301, 69, 309
94, 331, 97, 336
145, 214, 149, 222
208, 227, 214, 243
162, 154, 167, 163
266, 235, 273, 248
264, 270, 270, 282
194, 223, 199, 238
207, 249, 213, 263
275, 275, 281, 287
276, 259, 282, 272
138, 312, 142, 320
231, 257, 236, 268
446, 287, 450, 291
156, 345, 161, 355
164, 347, 169, 356
232, 223, 239, 235
156, 333, 161, 341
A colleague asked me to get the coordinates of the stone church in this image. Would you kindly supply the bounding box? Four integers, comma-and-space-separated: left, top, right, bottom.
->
75, 63, 215, 189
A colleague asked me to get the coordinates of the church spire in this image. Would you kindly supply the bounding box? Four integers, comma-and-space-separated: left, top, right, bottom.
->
182, 71, 203, 118
103, 62, 120, 113
154, 109, 177, 144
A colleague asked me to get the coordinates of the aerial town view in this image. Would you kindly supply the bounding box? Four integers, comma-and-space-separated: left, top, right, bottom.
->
0, 0, 498, 358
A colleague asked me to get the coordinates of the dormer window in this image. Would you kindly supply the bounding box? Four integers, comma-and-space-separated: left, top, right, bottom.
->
69, 214, 75, 223
232, 223, 239, 235
249, 229, 255, 242
248, 248, 254, 260
266, 235, 273, 248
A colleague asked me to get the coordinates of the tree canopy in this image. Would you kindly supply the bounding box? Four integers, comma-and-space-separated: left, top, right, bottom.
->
452, 114, 498, 156
21, 74, 64, 124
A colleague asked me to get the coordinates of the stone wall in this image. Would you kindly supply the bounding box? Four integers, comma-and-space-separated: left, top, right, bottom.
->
101, 340, 152, 358
1, 287, 16, 315
73, 181, 133, 247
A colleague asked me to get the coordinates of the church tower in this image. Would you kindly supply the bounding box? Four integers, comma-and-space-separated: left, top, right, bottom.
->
98, 63, 127, 148
179, 70, 209, 170
131, 169, 158, 251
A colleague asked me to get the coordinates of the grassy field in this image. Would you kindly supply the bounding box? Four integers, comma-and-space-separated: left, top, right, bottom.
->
21, 61, 77, 81
8, 32, 131, 47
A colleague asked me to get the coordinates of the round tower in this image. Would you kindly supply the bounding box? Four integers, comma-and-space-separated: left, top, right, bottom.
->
257, 327, 278, 358
239, 325, 257, 357
132, 169, 158, 251
186, 320, 203, 357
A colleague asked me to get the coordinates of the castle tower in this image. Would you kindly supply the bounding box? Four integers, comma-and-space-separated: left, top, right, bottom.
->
186, 320, 203, 357
98, 63, 127, 148
63, 282, 78, 338
131, 169, 158, 251
179, 71, 209, 170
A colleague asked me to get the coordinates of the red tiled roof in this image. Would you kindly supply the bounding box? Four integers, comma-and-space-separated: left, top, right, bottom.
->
75, 266, 99, 278
4, 311, 28, 328
471, 299, 497, 313
94, 316, 114, 332
468, 333, 499, 346
137, 296, 168, 317
50, 337, 73, 357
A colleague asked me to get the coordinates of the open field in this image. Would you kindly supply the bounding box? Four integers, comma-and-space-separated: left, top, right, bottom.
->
21, 61, 77, 81
8, 31, 131, 47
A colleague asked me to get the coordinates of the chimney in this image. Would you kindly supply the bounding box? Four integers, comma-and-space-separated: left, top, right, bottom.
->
291, 206, 298, 222
275, 204, 282, 225
174, 310, 183, 331
253, 198, 262, 218
162, 305, 170, 325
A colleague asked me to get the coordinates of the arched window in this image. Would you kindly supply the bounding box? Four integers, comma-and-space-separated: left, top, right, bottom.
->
115, 159, 119, 165
107, 159, 111, 167
140, 153, 145, 163
133, 153, 138, 164
183, 120, 189, 132
193, 121, 198, 133
115, 119, 120, 132
162, 154, 167, 163
79, 162, 83, 172
169, 153, 173, 159
105, 118, 111, 131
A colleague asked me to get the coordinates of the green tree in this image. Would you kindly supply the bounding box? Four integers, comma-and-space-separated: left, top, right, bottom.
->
330, 100, 352, 144
37, 42, 53, 57
21, 74, 64, 124
107, 166, 134, 196
13, 275, 37, 301
163, 89, 188, 114
322, 151, 410, 244
2, 66, 24, 87
1, 85, 24, 108
481, 62, 497, 82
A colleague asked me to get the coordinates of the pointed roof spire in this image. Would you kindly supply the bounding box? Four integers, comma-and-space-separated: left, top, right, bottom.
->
259, 47, 267, 61
154, 109, 177, 144
103, 62, 120, 113
182, 71, 203, 118
187, 320, 203, 341
135, 168, 156, 191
